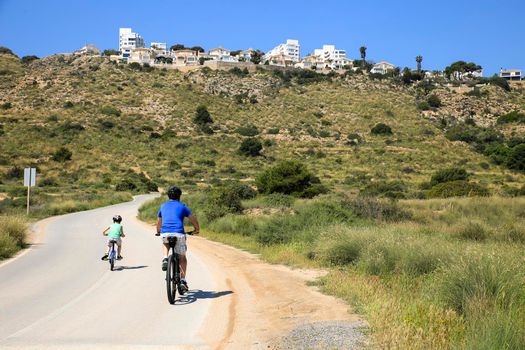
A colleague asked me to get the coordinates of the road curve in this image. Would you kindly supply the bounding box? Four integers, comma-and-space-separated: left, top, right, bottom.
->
0, 195, 222, 349
0, 195, 362, 349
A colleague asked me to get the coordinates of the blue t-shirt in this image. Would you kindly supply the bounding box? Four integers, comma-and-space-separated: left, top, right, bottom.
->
157, 200, 192, 234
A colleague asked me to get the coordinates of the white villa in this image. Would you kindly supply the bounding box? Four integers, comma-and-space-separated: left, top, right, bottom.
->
73, 44, 100, 56
295, 55, 324, 69
500, 69, 522, 81
172, 49, 199, 66
150, 42, 167, 52
313, 45, 350, 69
451, 69, 483, 80
119, 28, 145, 60
238, 49, 255, 62
370, 60, 396, 74
127, 48, 154, 65
263, 39, 300, 66
208, 47, 237, 62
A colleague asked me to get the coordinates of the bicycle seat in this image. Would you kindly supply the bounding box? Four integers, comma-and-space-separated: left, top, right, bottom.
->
109, 239, 118, 243
167, 236, 177, 247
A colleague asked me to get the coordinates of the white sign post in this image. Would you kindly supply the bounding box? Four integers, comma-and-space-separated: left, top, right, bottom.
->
24, 168, 36, 215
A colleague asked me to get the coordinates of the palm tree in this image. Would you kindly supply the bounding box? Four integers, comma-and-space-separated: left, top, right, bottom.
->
360, 46, 367, 68
416, 55, 423, 73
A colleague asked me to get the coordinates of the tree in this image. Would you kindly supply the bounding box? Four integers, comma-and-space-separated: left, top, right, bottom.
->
251, 50, 264, 65
444, 61, 482, 79
103, 49, 119, 56
416, 55, 423, 73
190, 46, 205, 53
359, 46, 367, 68
230, 50, 241, 57
170, 44, 186, 51
256, 160, 316, 195
193, 105, 213, 125
20, 55, 39, 64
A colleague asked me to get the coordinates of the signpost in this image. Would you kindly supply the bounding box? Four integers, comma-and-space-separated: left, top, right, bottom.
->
24, 168, 36, 215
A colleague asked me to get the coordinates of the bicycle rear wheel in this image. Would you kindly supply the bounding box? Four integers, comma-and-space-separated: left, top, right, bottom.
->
166, 255, 178, 304
109, 245, 115, 271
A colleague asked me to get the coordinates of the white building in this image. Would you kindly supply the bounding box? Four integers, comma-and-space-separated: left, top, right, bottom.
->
73, 44, 100, 56
238, 49, 255, 62
370, 60, 396, 74
500, 69, 522, 81
127, 48, 154, 65
309, 45, 351, 70
150, 42, 167, 51
208, 47, 238, 62
119, 28, 145, 59
263, 39, 300, 66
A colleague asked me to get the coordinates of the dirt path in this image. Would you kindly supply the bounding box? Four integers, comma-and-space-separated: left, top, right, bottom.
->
189, 237, 363, 349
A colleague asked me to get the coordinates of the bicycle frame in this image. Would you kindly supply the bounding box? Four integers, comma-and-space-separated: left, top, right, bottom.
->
108, 240, 117, 271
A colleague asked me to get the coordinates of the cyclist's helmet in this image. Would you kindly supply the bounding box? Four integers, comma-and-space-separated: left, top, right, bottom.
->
113, 215, 122, 223
167, 186, 182, 200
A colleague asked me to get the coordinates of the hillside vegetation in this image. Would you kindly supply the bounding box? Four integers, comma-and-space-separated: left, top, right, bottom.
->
2, 51, 525, 347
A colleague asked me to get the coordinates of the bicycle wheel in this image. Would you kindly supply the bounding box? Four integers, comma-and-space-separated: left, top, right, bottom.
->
166, 255, 178, 304
109, 251, 115, 271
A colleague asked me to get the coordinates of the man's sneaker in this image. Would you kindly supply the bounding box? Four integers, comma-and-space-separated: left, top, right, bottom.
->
117, 255, 123, 260
178, 279, 189, 295
161, 258, 168, 271
101, 254, 108, 261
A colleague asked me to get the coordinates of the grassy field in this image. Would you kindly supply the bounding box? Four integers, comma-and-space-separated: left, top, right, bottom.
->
140, 194, 525, 349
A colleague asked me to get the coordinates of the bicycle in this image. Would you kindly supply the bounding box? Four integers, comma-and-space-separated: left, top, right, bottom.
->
108, 239, 118, 271
156, 231, 193, 304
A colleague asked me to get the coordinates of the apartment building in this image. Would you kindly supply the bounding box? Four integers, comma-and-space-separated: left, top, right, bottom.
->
119, 28, 145, 59
314, 45, 348, 67
263, 39, 300, 66
500, 69, 522, 81
208, 47, 237, 62
127, 48, 153, 65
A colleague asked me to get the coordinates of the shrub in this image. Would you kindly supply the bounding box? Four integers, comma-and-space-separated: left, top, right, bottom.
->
239, 138, 262, 157
497, 111, 525, 125
1, 102, 12, 110
128, 62, 142, 70
426, 180, 489, 198
371, 123, 393, 135
5, 166, 23, 179
115, 179, 137, 191
194, 105, 213, 125
21, 55, 39, 64
100, 106, 121, 117
0, 46, 16, 56
361, 181, 407, 199
209, 215, 258, 236
256, 160, 315, 196
344, 196, 411, 221
346, 133, 362, 145
430, 168, 469, 186
266, 128, 280, 135
322, 239, 366, 266
52, 147, 72, 162
259, 193, 295, 208
506, 144, 525, 171
203, 186, 244, 221
427, 94, 442, 108
236, 124, 259, 136
99, 120, 115, 129
456, 221, 489, 241
438, 256, 522, 315
63, 101, 74, 109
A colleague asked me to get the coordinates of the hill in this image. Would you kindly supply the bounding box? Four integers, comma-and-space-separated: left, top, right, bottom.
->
1, 53, 524, 215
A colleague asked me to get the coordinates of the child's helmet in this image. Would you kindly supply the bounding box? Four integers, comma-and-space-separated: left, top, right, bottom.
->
167, 186, 182, 200
113, 215, 122, 223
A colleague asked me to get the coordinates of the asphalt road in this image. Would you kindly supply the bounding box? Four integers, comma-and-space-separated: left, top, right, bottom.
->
0, 195, 218, 349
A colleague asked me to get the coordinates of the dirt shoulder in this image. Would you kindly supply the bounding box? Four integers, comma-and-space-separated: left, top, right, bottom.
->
190, 236, 363, 349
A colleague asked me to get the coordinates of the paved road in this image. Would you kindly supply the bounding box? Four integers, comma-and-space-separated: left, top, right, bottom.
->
0, 195, 219, 349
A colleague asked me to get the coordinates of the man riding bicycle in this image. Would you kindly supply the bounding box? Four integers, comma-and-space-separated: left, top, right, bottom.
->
156, 186, 200, 293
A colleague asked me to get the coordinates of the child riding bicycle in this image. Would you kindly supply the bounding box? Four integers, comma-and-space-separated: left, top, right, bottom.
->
101, 215, 125, 261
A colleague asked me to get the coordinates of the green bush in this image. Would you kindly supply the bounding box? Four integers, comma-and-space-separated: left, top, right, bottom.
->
128, 62, 142, 70
361, 181, 407, 199
100, 106, 121, 117
430, 168, 469, 186
193, 105, 213, 126
209, 215, 258, 236
427, 94, 442, 108
426, 180, 489, 198
258, 193, 295, 208
456, 221, 489, 241
266, 128, 280, 135
203, 186, 244, 222
0, 216, 27, 259
239, 138, 262, 157
256, 160, 316, 196
496, 111, 525, 125
236, 124, 259, 136
506, 144, 525, 171
52, 147, 72, 162
371, 123, 393, 135
344, 196, 411, 221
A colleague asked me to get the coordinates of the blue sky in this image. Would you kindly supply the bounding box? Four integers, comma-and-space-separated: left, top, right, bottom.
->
0, 0, 523, 75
